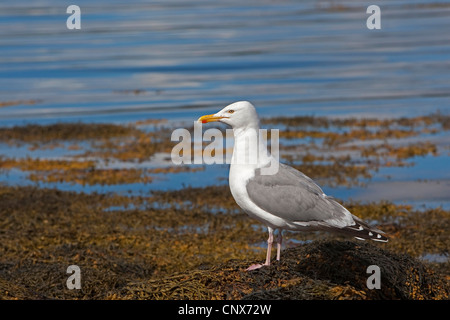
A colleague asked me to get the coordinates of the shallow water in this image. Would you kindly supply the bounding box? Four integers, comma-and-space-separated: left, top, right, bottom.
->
1, 0, 450, 209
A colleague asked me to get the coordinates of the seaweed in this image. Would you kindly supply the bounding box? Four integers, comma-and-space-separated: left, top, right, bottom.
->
0, 112, 448, 300
0, 186, 448, 300
122, 241, 449, 300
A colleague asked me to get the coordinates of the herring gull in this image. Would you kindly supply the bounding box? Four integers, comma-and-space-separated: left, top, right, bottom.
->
198, 101, 387, 271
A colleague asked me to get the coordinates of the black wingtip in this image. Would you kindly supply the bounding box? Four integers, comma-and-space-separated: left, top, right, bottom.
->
355, 234, 389, 242
345, 223, 389, 242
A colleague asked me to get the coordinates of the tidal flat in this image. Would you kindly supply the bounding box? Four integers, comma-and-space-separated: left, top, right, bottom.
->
0, 114, 448, 299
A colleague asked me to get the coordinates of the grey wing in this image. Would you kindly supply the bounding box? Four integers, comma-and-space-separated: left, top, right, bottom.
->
246, 163, 354, 227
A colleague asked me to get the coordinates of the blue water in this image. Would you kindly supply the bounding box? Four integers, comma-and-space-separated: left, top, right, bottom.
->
1, 0, 450, 125
1, 0, 450, 209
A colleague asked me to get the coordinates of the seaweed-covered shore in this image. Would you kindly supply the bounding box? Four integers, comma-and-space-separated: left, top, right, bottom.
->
0, 114, 449, 300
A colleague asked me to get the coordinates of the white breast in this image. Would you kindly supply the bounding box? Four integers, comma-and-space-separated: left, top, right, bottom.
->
229, 130, 291, 229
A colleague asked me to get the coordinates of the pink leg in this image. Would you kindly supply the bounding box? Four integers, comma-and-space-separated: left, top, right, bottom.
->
246, 228, 274, 271
264, 230, 274, 265
276, 231, 282, 261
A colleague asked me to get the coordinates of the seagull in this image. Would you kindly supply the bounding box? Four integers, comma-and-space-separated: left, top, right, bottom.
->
198, 101, 387, 271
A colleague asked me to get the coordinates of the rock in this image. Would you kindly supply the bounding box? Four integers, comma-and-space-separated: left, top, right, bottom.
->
123, 240, 449, 300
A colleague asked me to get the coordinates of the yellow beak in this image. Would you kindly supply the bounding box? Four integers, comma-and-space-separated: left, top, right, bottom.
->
197, 114, 227, 123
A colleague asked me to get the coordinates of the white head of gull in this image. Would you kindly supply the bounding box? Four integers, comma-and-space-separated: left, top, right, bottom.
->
198, 101, 387, 271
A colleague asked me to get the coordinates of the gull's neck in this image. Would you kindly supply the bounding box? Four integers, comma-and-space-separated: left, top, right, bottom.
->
231, 124, 272, 169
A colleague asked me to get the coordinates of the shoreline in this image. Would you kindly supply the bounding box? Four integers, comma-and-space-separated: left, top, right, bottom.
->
0, 115, 448, 299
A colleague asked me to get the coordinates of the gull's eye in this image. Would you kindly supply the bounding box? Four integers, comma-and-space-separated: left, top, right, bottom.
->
228, 110, 234, 114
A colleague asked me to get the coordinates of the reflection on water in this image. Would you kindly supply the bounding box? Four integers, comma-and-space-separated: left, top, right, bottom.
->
1, 0, 450, 125
0, 0, 449, 209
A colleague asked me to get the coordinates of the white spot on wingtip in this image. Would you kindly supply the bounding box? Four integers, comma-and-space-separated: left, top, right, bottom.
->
377, 234, 382, 238
369, 232, 373, 236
